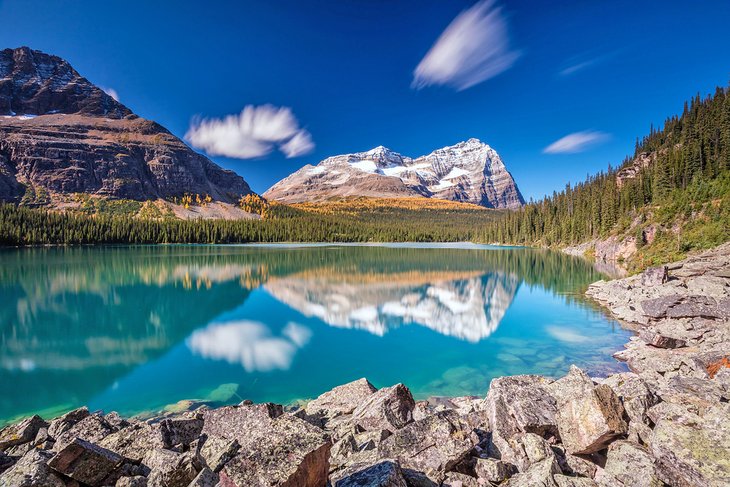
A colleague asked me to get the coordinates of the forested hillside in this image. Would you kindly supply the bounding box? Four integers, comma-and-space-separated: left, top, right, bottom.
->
479, 85, 730, 269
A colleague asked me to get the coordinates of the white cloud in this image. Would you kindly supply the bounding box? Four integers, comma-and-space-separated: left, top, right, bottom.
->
102, 87, 119, 101
543, 130, 610, 154
187, 320, 312, 372
185, 104, 315, 159
559, 60, 597, 76
412, 0, 520, 91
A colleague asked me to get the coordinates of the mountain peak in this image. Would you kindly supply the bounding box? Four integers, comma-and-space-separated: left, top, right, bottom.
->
0, 47, 131, 118
265, 140, 525, 208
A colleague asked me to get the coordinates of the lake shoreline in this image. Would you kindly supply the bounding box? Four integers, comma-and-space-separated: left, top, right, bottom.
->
1, 244, 728, 486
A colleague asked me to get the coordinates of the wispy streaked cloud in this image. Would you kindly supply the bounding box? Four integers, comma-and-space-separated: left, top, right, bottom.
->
412, 0, 520, 91
102, 87, 119, 101
185, 104, 315, 159
558, 51, 617, 77
543, 131, 610, 154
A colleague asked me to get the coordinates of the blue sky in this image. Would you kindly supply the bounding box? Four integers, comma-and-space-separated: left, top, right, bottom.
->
1, 0, 729, 200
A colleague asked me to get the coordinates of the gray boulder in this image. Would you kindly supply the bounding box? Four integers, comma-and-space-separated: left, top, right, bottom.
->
0, 449, 64, 487
52, 413, 117, 452
47, 438, 123, 486
474, 457, 512, 483
158, 417, 204, 449
503, 457, 561, 487
554, 476, 598, 487
143, 449, 199, 487
603, 441, 662, 487
640, 266, 668, 287
334, 460, 407, 487
0, 415, 47, 451
46, 407, 90, 439
441, 471, 478, 487
198, 434, 239, 472
305, 378, 377, 424
201, 403, 282, 446
650, 403, 730, 486
188, 467, 218, 487
377, 410, 475, 483
351, 384, 415, 433
99, 421, 165, 463
556, 384, 627, 454
115, 476, 148, 487
219, 414, 331, 487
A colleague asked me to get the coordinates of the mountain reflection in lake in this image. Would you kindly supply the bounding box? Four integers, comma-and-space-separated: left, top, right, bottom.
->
0, 244, 630, 425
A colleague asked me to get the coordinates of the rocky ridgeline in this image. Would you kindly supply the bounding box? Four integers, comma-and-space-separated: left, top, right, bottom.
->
1, 246, 729, 487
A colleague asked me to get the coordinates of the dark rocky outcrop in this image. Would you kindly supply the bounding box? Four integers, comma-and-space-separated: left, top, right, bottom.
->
0, 47, 251, 203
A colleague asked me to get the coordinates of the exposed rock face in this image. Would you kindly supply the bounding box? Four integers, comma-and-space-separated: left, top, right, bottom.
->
47, 438, 123, 486
0, 47, 251, 203
263, 139, 524, 209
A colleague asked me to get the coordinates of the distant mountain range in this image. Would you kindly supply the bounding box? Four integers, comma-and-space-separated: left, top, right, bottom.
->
0, 47, 251, 204
0, 47, 524, 211
264, 139, 524, 209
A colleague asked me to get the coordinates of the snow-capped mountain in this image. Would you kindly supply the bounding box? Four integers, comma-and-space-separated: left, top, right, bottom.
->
263, 138, 525, 209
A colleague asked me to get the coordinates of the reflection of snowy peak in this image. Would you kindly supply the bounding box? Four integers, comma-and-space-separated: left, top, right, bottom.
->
263, 139, 524, 209
263, 272, 520, 342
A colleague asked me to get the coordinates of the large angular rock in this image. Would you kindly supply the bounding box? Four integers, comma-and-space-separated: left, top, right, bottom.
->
351, 384, 415, 433
0, 415, 47, 451
638, 329, 687, 349
144, 449, 198, 487
441, 471, 478, 487
503, 457, 561, 487
201, 403, 282, 446
474, 457, 511, 484
485, 375, 558, 439
52, 413, 117, 452
547, 366, 595, 407
115, 476, 148, 487
198, 434, 239, 472
603, 441, 662, 487
334, 460, 407, 487
305, 378, 377, 424
0, 449, 64, 487
46, 407, 90, 439
219, 414, 331, 487
157, 417, 203, 448
650, 403, 730, 486
99, 421, 165, 463
47, 438, 123, 486
504, 432, 556, 473
601, 372, 657, 444
553, 476, 598, 487
556, 384, 627, 454
377, 410, 475, 483
189, 468, 218, 487
640, 266, 668, 287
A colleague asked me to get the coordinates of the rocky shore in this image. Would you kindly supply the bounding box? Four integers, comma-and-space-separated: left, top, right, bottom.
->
1, 245, 729, 487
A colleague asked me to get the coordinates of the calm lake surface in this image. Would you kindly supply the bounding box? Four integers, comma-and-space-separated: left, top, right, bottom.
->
0, 244, 631, 425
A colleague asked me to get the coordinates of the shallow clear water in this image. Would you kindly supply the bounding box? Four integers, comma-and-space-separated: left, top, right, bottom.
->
0, 244, 630, 425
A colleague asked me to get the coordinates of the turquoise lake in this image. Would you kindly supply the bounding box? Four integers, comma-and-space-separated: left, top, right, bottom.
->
0, 244, 631, 425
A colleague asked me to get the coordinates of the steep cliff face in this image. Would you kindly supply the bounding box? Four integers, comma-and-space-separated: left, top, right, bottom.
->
264, 139, 524, 209
0, 47, 251, 203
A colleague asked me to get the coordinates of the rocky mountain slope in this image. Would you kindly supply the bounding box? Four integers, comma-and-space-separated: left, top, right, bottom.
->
0, 47, 251, 204
264, 138, 524, 209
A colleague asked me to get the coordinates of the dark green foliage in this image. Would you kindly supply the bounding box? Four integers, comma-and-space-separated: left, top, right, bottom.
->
477, 85, 730, 248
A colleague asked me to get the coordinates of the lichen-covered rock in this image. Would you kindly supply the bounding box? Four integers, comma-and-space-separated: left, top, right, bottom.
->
201, 403, 282, 446
377, 410, 475, 483
602, 441, 662, 487
546, 366, 595, 407
0, 449, 64, 487
601, 372, 657, 445
485, 375, 558, 441
188, 467, 218, 487
334, 460, 407, 487
46, 408, 90, 440
52, 413, 117, 452
504, 432, 557, 473
650, 403, 730, 486
47, 438, 124, 486
98, 421, 164, 463
158, 417, 204, 448
503, 457, 561, 487
305, 378, 377, 425
144, 449, 199, 487
640, 267, 668, 287
441, 471, 478, 487
0, 415, 47, 451
556, 384, 627, 455
198, 434, 239, 472
554, 475, 598, 487
474, 457, 511, 483
351, 384, 415, 433
115, 476, 148, 487
219, 414, 331, 487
